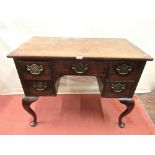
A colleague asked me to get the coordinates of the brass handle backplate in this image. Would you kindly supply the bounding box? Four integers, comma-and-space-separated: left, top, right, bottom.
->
72, 62, 88, 74
111, 83, 126, 93
27, 64, 43, 75
116, 64, 132, 75
33, 81, 47, 91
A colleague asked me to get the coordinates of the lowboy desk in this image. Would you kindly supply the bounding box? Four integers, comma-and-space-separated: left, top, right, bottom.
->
7, 37, 153, 128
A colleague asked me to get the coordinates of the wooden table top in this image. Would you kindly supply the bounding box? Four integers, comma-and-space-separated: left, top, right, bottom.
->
7, 37, 153, 60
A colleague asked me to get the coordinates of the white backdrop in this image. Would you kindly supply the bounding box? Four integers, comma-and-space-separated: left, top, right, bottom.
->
0, 0, 155, 95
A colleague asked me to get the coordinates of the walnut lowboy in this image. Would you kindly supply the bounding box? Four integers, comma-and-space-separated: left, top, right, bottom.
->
7, 37, 153, 128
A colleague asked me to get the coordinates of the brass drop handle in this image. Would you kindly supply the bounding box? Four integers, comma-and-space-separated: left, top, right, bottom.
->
116, 64, 132, 75
72, 62, 88, 74
27, 64, 43, 75
111, 83, 126, 93
33, 81, 47, 91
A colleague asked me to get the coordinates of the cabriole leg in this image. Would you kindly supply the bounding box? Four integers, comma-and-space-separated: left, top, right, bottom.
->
118, 98, 135, 128
22, 96, 38, 127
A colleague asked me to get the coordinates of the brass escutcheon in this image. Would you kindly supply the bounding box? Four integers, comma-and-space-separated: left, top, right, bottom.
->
111, 83, 126, 93
72, 62, 88, 74
116, 64, 132, 75
27, 64, 43, 75
33, 81, 47, 91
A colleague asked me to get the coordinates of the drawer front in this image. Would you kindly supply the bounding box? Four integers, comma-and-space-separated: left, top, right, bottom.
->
54, 59, 107, 75
23, 80, 55, 96
103, 81, 136, 98
109, 61, 145, 80
15, 61, 53, 80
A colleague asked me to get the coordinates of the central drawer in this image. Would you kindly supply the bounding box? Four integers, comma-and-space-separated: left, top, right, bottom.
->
53, 59, 108, 75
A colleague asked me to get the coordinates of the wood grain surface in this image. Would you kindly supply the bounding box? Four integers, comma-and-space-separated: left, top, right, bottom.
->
7, 37, 153, 60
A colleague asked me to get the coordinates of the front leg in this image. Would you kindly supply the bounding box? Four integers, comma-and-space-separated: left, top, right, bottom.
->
22, 96, 38, 127
118, 98, 135, 128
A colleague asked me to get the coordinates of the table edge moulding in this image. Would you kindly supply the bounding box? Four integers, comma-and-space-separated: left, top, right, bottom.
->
7, 37, 153, 128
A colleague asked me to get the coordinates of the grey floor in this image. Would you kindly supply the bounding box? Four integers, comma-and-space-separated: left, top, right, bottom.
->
137, 90, 155, 125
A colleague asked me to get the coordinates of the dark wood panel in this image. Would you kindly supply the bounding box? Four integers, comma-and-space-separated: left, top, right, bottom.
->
13, 58, 145, 99
15, 60, 53, 80
102, 81, 135, 98
53, 59, 108, 75
108, 60, 146, 80
23, 80, 55, 96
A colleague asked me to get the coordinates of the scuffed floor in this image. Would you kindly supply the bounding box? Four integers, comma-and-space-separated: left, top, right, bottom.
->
137, 90, 155, 124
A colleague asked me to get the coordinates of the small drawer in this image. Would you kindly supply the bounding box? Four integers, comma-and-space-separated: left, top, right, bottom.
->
103, 81, 136, 98
54, 59, 107, 75
109, 61, 145, 80
23, 80, 55, 96
15, 60, 53, 80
